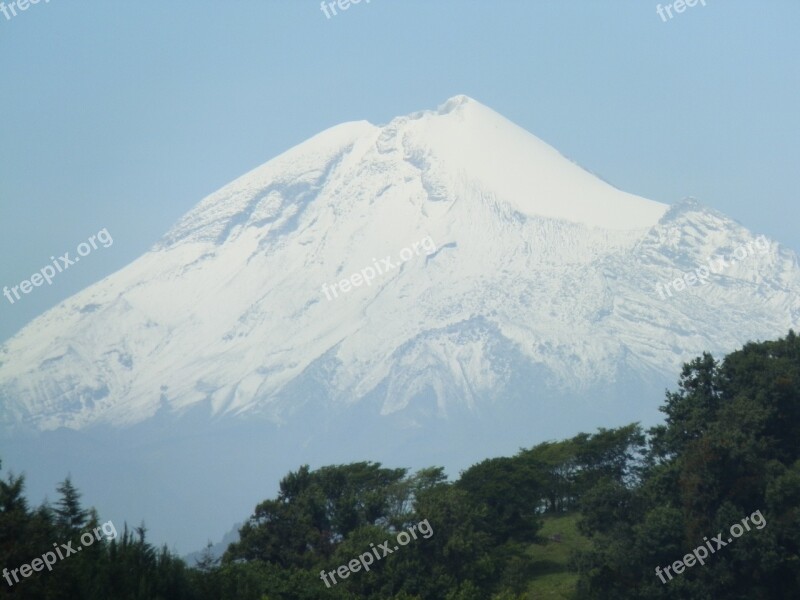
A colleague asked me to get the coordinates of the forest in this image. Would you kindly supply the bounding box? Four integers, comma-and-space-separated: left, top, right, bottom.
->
2, 331, 798, 599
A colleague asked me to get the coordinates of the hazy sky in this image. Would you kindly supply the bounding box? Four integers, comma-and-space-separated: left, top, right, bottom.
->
1, 0, 798, 342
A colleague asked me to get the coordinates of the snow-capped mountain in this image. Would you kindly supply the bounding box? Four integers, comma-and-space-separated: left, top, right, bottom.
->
1, 95, 798, 432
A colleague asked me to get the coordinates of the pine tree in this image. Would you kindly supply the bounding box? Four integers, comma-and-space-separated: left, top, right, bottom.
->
54, 477, 88, 534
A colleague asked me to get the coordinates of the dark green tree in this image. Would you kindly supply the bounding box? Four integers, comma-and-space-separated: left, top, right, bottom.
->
575, 331, 800, 599
53, 477, 88, 535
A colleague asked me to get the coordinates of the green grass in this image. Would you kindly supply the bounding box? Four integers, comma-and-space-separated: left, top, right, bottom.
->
521, 512, 591, 599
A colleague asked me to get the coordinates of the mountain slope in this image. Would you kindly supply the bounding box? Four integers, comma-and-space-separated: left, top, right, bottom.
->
1, 95, 798, 431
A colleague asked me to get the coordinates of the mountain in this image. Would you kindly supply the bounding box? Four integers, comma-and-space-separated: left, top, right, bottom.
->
182, 523, 241, 567
3, 95, 797, 431
1, 95, 798, 550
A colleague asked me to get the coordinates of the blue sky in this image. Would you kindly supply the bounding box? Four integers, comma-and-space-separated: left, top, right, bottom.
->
1, 0, 798, 342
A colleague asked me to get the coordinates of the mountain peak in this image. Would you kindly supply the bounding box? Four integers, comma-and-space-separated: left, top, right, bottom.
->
2, 97, 797, 432
379, 96, 668, 230
437, 94, 475, 114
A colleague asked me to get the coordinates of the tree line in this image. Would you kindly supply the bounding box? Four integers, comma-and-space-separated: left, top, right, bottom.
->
2, 331, 798, 598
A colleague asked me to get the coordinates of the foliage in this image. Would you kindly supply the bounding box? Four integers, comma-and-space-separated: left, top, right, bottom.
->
2, 332, 798, 598
574, 330, 800, 599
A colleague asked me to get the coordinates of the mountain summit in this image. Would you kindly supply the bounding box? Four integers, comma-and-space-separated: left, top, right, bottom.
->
1, 96, 798, 431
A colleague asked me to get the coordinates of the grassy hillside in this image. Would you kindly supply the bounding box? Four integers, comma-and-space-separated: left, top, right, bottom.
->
522, 512, 590, 599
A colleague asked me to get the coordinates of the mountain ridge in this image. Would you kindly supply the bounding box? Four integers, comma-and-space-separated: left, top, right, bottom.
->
1, 96, 798, 432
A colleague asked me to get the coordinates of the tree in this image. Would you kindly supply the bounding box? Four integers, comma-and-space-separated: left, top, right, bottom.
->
575, 331, 800, 599
457, 456, 542, 544
54, 477, 88, 534
226, 462, 408, 568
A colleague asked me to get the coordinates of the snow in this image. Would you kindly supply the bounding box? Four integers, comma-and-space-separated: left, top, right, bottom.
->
399, 95, 668, 229
1, 96, 798, 430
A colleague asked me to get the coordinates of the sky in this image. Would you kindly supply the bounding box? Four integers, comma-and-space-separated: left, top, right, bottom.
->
1, 0, 798, 345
